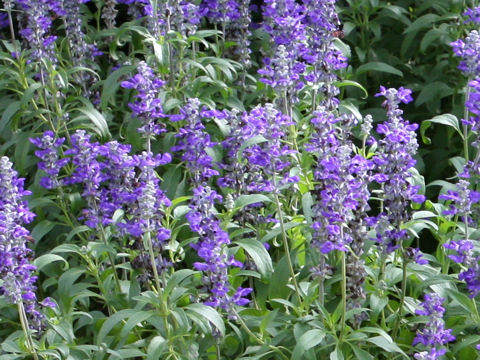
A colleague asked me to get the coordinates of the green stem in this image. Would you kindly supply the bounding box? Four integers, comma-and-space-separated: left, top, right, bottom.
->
232, 310, 289, 360
272, 182, 302, 309
216, 338, 221, 360
99, 225, 122, 293
464, 78, 472, 162
17, 302, 39, 360
318, 255, 325, 307
339, 248, 347, 341
392, 250, 408, 340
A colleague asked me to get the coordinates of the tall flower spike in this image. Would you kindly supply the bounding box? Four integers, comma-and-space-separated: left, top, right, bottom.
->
259, 0, 306, 103
301, 0, 347, 97
121, 62, 167, 139
187, 185, 251, 313
413, 293, 455, 360
0, 156, 48, 330
29, 130, 69, 189
451, 30, 480, 76
17, 0, 59, 65
171, 98, 219, 184
441, 164, 480, 298
372, 86, 425, 253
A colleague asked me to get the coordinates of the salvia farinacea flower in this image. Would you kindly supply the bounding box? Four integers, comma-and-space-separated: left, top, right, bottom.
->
0, 156, 50, 330
371, 86, 425, 253
29, 131, 69, 189
413, 293, 455, 359
451, 30, 480, 76
171, 98, 220, 184
121, 61, 167, 139
187, 185, 252, 312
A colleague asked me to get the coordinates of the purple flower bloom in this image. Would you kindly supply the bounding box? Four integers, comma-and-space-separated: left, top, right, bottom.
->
300, 0, 347, 87
451, 30, 480, 76
464, 7, 480, 24
0, 156, 47, 330
463, 78, 480, 131
259, 0, 306, 100
171, 98, 220, 184
201, 0, 240, 24
17, 0, 59, 64
413, 294, 455, 359
372, 86, 424, 253
29, 131, 68, 189
121, 61, 167, 139
187, 185, 251, 312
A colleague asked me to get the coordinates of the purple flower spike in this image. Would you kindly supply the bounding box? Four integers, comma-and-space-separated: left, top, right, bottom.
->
413, 294, 455, 359
30, 131, 68, 189
122, 61, 167, 139
0, 156, 47, 330
372, 86, 424, 253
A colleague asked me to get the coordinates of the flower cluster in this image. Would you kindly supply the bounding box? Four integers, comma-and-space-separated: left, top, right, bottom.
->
29, 131, 68, 189
301, 0, 347, 89
371, 86, 425, 253
16, 0, 60, 64
187, 185, 251, 311
464, 6, 480, 24
0, 156, 46, 329
168, 0, 202, 36
201, 0, 240, 25
413, 293, 455, 359
464, 79, 480, 131
121, 61, 166, 139
451, 30, 480, 76
171, 98, 219, 183
173, 99, 252, 312
440, 169, 480, 298
259, 0, 306, 100
239, 104, 299, 193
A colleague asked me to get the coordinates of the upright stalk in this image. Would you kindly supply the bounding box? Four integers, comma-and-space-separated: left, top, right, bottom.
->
272, 176, 302, 309
339, 233, 347, 341
17, 302, 39, 360
464, 78, 472, 162
392, 249, 408, 339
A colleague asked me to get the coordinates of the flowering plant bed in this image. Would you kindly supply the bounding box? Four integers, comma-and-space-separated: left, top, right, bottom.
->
0, 0, 479, 359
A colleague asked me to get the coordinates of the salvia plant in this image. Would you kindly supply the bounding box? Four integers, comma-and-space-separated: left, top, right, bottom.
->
2, 0, 480, 359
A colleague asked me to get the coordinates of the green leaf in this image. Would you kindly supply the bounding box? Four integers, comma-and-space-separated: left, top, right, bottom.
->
356, 62, 403, 77
76, 99, 111, 138
20, 83, 42, 106
0, 101, 20, 133
97, 309, 136, 345
445, 288, 478, 315
404, 14, 439, 34
235, 238, 273, 278
420, 114, 462, 145
164, 269, 195, 299
335, 80, 368, 99
185, 303, 225, 336
146, 336, 167, 360
366, 336, 407, 357
349, 344, 374, 360
31, 219, 55, 243
100, 65, 136, 111
261, 221, 301, 242
329, 347, 344, 360
292, 329, 326, 360
233, 194, 272, 209
34, 254, 68, 272
120, 311, 154, 338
